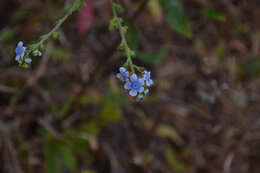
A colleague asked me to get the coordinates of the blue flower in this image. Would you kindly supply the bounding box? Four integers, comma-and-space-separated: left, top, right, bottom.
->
124, 74, 144, 96
25, 58, 32, 63
138, 95, 143, 99
15, 41, 26, 62
117, 67, 129, 82
143, 71, 153, 86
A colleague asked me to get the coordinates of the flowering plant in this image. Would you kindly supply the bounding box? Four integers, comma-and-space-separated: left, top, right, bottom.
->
15, 0, 153, 100
110, 0, 153, 99
15, 0, 86, 68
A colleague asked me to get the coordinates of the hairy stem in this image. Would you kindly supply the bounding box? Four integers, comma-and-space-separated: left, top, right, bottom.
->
110, 0, 135, 73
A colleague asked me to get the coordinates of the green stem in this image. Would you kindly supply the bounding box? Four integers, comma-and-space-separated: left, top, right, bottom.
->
110, 0, 135, 73
31, 0, 82, 52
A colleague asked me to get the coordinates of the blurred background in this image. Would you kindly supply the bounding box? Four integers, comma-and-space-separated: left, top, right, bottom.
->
1, 0, 260, 173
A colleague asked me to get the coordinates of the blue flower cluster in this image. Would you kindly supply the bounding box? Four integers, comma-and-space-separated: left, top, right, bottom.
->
117, 67, 153, 99
15, 41, 42, 67
15, 41, 28, 63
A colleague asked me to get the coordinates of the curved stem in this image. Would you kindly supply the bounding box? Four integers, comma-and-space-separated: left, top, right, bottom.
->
110, 0, 135, 74
31, 0, 82, 52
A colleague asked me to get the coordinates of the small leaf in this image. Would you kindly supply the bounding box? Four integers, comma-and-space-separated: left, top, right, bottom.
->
59, 96, 76, 119
160, 0, 192, 38
112, 3, 124, 14
44, 136, 60, 173
109, 18, 118, 31
202, 8, 226, 22
51, 32, 59, 40
156, 125, 184, 145
73, 0, 87, 11
100, 104, 122, 125
59, 145, 77, 171
148, 0, 164, 22
164, 146, 189, 173
137, 46, 168, 65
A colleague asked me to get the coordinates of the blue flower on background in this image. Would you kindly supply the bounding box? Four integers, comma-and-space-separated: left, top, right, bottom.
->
117, 67, 129, 82
143, 71, 153, 86
25, 58, 32, 63
144, 89, 149, 95
124, 74, 144, 96
138, 95, 143, 99
15, 41, 26, 62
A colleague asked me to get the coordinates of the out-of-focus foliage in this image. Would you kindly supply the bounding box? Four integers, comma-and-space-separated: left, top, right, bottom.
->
160, 0, 192, 37
202, 8, 226, 22
1, 0, 260, 173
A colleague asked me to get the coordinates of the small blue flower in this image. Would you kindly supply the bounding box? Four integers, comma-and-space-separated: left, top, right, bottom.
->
124, 74, 144, 97
143, 71, 153, 86
117, 67, 129, 82
25, 58, 32, 63
138, 95, 143, 99
15, 41, 26, 62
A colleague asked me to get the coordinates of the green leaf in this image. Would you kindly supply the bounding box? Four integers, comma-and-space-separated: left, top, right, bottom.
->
137, 46, 168, 65
156, 125, 184, 145
72, 0, 87, 11
160, 0, 192, 38
51, 32, 60, 40
109, 17, 118, 31
112, 3, 124, 14
59, 145, 77, 171
44, 136, 60, 173
164, 146, 189, 173
59, 96, 76, 119
80, 120, 100, 137
202, 8, 226, 22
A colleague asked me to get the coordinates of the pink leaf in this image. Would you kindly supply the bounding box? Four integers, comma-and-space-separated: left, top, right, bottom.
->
76, 0, 94, 36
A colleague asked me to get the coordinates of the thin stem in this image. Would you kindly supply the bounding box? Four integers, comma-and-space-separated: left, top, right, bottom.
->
110, 0, 135, 73
31, 0, 81, 52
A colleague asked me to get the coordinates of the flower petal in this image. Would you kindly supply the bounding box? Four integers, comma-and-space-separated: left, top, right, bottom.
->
138, 86, 144, 93
124, 82, 131, 90
15, 55, 20, 61
120, 67, 126, 73
25, 58, 32, 63
144, 89, 149, 95
130, 74, 138, 81
18, 41, 23, 47
129, 90, 137, 96
116, 73, 122, 79
139, 78, 144, 85
138, 95, 143, 99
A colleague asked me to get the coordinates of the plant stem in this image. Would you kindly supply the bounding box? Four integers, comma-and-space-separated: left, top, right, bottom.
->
110, 0, 135, 73
32, 0, 82, 51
